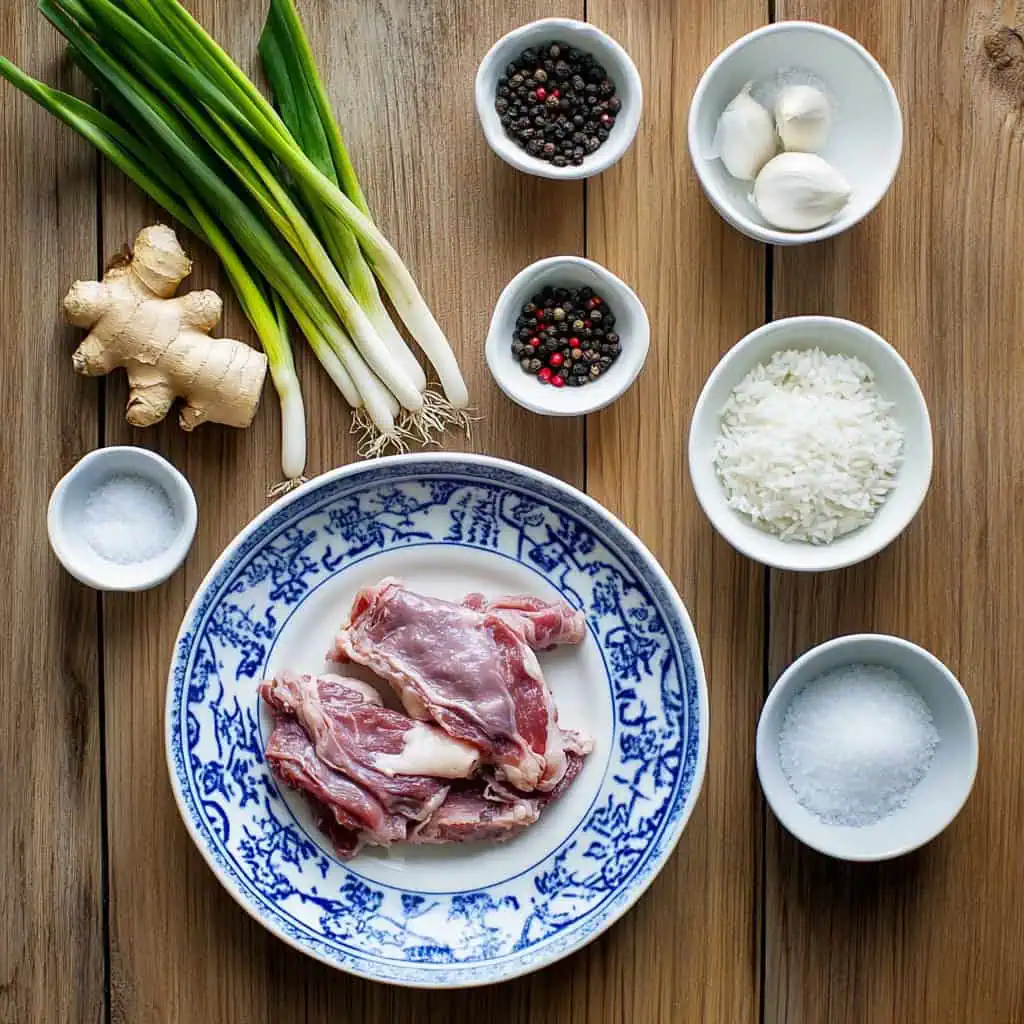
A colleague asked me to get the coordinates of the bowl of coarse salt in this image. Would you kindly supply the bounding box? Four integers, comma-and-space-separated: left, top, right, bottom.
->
688, 315, 932, 572
48, 445, 197, 591
757, 634, 978, 861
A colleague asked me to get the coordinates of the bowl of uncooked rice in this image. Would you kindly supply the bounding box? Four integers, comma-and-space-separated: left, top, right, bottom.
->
688, 316, 932, 572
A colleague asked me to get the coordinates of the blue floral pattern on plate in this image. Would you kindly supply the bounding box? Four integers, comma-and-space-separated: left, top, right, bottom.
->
167, 455, 708, 987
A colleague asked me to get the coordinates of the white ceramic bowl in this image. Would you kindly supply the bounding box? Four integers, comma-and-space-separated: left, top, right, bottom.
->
757, 634, 978, 861
687, 21, 903, 244
48, 445, 198, 591
688, 316, 931, 572
485, 256, 650, 416
475, 18, 642, 180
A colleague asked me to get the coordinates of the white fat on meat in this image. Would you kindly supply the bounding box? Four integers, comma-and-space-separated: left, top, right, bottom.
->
329, 579, 592, 793
371, 719, 480, 779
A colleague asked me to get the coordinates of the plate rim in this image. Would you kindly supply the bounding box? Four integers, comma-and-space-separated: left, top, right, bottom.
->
164, 452, 710, 988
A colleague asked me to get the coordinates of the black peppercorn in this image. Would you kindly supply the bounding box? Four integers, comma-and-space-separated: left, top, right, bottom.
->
510, 285, 622, 389
498, 42, 619, 161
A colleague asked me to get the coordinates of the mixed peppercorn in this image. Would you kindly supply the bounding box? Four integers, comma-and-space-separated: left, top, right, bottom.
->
494, 41, 620, 166
512, 286, 620, 387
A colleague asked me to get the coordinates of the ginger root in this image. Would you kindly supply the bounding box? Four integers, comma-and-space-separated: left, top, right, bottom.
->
64, 224, 267, 430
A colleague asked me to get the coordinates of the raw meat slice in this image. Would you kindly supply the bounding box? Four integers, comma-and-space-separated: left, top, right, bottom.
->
264, 716, 407, 853
412, 752, 587, 845
260, 672, 476, 821
306, 797, 363, 859
329, 580, 589, 792
410, 786, 541, 844
462, 593, 587, 648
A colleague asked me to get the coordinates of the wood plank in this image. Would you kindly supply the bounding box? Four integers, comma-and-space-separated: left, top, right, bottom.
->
0, 10, 105, 1024
585, 2, 766, 1023
97, 2, 585, 1021
766, 1, 1024, 1021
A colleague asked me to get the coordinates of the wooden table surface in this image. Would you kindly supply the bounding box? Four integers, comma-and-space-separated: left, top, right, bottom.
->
3, 0, 1024, 1021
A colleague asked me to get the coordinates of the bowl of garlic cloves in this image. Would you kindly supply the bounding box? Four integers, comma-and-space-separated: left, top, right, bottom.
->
687, 21, 903, 245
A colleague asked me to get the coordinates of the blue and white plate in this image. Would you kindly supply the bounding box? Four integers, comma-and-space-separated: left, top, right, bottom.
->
167, 454, 708, 987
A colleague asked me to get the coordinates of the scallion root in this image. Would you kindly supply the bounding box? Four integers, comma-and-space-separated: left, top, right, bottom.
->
267, 476, 308, 499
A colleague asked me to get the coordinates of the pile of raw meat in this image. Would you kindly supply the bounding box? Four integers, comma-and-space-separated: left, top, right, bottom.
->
260, 578, 593, 859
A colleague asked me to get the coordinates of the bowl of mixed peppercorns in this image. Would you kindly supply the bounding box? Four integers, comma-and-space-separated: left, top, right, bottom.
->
475, 18, 642, 179
485, 256, 650, 415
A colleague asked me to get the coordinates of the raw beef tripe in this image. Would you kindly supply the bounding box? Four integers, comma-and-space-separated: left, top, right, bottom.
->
329, 579, 594, 792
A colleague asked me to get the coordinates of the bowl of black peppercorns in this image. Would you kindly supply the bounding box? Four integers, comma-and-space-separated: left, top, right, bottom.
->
485, 257, 650, 415
475, 18, 642, 180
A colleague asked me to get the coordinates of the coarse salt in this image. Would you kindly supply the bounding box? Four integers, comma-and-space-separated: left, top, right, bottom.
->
713, 348, 904, 544
778, 664, 939, 827
82, 473, 179, 564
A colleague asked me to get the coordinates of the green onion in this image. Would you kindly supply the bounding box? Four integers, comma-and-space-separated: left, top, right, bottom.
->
98, 0, 470, 409
1, 0, 470, 470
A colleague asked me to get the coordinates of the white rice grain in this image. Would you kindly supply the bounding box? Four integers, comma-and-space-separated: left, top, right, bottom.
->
712, 348, 904, 544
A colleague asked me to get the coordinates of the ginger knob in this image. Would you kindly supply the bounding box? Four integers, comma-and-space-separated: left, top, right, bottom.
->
64, 224, 267, 430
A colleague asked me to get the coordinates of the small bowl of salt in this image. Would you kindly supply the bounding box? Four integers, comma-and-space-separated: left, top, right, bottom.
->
48, 446, 197, 591
757, 634, 978, 861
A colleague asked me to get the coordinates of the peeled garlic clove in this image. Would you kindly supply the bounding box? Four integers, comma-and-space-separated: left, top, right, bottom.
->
752, 153, 851, 231
712, 84, 776, 181
774, 84, 831, 152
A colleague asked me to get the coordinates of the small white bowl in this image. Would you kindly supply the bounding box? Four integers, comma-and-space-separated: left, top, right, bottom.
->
475, 18, 642, 180
688, 316, 932, 572
48, 446, 198, 591
485, 256, 650, 416
757, 634, 978, 861
687, 21, 903, 244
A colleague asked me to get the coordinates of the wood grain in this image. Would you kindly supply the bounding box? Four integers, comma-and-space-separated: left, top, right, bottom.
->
9, 0, 1024, 1019
766, 1, 1024, 1021
0, 9, 105, 1024
585, 1, 766, 1022
97, 2, 585, 1022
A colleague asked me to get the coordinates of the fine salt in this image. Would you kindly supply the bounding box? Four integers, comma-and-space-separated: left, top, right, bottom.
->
82, 473, 179, 564
778, 664, 939, 827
